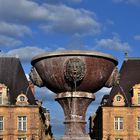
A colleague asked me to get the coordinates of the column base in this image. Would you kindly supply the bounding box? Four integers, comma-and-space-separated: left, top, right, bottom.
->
61, 134, 91, 140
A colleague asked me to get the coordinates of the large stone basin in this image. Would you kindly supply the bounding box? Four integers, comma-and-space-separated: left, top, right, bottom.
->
31, 50, 118, 93
30, 50, 118, 140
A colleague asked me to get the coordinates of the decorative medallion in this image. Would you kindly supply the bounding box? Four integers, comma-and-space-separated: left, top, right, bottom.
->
64, 58, 85, 89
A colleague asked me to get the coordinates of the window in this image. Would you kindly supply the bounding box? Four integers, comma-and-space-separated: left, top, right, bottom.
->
0, 116, 3, 131
114, 117, 123, 130
19, 96, 25, 102
137, 117, 140, 130
18, 138, 26, 140
116, 95, 121, 102
0, 92, 2, 105
18, 116, 27, 131
16, 94, 28, 105
138, 93, 140, 104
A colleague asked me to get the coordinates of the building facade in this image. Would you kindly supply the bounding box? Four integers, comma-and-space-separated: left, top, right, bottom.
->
89, 58, 140, 140
0, 57, 53, 140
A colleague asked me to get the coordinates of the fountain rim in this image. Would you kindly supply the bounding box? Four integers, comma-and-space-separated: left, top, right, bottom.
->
31, 50, 118, 65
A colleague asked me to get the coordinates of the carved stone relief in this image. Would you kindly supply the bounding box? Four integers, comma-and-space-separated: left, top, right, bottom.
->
64, 58, 85, 89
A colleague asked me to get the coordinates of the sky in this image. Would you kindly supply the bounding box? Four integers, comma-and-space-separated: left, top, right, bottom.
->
0, 0, 140, 139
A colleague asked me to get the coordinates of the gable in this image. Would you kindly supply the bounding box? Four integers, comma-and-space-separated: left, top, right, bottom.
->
0, 57, 36, 105
107, 58, 140, 106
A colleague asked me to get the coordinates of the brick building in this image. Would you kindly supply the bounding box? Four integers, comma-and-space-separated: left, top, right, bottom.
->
0, 57, 53, 140
89, 57, 140, 140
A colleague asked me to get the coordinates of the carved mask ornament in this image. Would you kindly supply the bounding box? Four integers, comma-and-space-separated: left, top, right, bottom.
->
64, 58, 85, 90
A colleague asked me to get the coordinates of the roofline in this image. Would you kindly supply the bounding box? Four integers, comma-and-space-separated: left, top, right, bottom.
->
125, 57, 140, 61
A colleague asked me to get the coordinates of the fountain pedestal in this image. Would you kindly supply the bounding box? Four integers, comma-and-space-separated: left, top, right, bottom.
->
56, 92, 95, 140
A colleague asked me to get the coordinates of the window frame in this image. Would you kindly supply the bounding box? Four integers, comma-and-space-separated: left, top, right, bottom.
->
114, 116, 123, 130
138, 93, 140, 104
137, 117, 140, 130
18, 116, 27, 131
0, 116, 4, 131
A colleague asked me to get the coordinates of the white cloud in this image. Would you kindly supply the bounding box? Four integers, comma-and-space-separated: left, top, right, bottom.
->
134, 35, 140, 41
0, 22, 32, 38
128, 0, 140, 5
71, 0, 82, 2
97, 87, 112, 94
25, 74, 30, 81
65, 36, 86, 50
87, 87, 111, 117
113, 0, 140, 5
35, 87, 55, 101
0, 0, 100, 36
44, 0, 82, 4
113, 0, 125, 3
0, 35, 22, 48
41, 4, 100, 35
6, 46, 47, 61
56, 47, 66, 50
95, 35, 131, 52
95, 87, 112, 104
0, 0, 48, 22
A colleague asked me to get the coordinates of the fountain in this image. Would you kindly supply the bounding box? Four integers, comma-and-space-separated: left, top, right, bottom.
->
29, 50, 118, 140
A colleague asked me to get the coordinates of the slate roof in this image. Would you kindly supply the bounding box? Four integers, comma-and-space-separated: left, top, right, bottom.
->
0, 57, 36, 105
107, 57, 140, 106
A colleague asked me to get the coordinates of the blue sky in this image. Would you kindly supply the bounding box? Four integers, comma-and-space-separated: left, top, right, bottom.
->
0, 0, 140, 139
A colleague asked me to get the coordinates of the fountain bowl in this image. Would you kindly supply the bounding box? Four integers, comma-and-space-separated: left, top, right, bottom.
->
30, 50, 118, 94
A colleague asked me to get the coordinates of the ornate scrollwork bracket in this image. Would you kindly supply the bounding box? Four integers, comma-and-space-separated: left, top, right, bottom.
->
29, 67, 44, 87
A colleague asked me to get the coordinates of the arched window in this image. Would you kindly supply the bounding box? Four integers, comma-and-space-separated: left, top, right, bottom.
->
113, 93, 125, 106
16, 93, 28, 105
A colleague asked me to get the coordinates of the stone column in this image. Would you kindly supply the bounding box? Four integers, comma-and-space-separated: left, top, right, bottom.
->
55, 92, 95, 140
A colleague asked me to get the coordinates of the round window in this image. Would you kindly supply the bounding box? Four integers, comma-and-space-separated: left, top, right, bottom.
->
19, 96, 25, 101
116, 95, 121, 101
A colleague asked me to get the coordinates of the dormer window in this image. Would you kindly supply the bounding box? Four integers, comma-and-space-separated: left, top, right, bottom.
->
0, 83, 9, 105
16, 93, 29, 106
132, 84, 140, 106
113, 93, 125, 106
